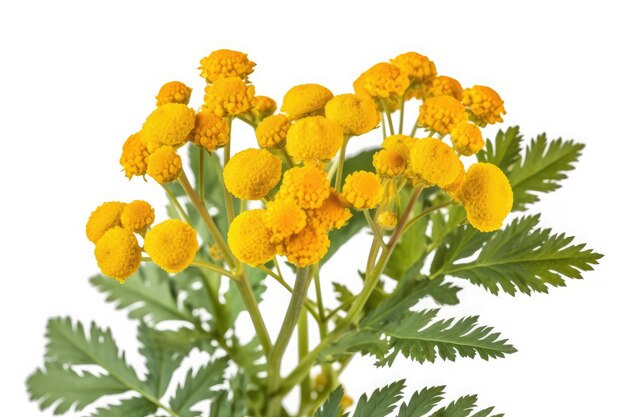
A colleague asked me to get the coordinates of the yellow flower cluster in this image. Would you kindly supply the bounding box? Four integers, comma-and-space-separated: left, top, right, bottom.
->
281, 84, 334, 120
199, 49, 256, 83
256, 114, 291, 149
286, 116, 344, 162
224, 149, 282, 200
155, 81, 192, 107
189, 111, 230, 152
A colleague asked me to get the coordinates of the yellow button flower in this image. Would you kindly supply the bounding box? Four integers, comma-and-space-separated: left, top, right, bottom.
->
462, 85, 506, 126
391, 52, 437, 83
457, 163, 513, 232
418, 95, 468, 135
450, 121, 485, 156
155, 81, 192, 106
94, 227, 142, 282
286, 116, 344, 162
189, 111, 230, 152
373, 149, 406, 177
426, 76, 463, 100
381, 134, 417, 159
277, 224, 330, 267
141, 103, 195, 151
256, 114, 290, 149
306, 189, 352, 231
353, 62, 409, 99
144, 220, 199, 273
277, 165, 330, 209
223, 149, 282, 200
409, 138, 464, 188
203, 77, 255, 117
280, 84, 334, 120
376, 211, 398, 230
146, 146, 182, 184
324, 94, 380, 136
119, 132, 149, 178
121, 200, 155, 233
86, 201, 127, 244
342, 171, 384, 210
198, 49, 256, 83
228, 210, 276, 266
250, 95, 277, 120
264, 198, 307, 244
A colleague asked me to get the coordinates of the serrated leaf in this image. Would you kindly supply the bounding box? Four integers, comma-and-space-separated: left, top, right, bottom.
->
396, 386, 445, 417
315, 386, 344, 417
90, 263, 196, 324
91, 396, 157, 417
430, 395, 477, 417
170, 357, 229, 417
476, 126, 523, 170
352, 380, 405, 417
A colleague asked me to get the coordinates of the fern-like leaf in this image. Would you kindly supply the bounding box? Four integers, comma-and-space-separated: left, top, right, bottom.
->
170, 357, 228, 417
352, 380, 406, 417
396, 386, 445, 417
90, 396, 157, 417
476, 126, 523, 170
314, 386, 344, 417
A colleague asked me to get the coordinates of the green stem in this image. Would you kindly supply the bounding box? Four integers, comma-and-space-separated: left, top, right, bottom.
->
280, 148, 294, 168
298, 309, 311, 414
400, 200, 454, 237
237, 115, 257, 129
363, 210, 384, 247
410, 121, 420, 137
190, 259, 237, 279
198, 149, 205, 203
161, 184, 192, 225
381, 100, 395, 135
313, 264, 327, 335
223, 132, 236, 224
258, 265, 320, 321
381, 111, 388, 138
235, 274, 272, 356
334, 137, 350, 190
399, 93, 406, 133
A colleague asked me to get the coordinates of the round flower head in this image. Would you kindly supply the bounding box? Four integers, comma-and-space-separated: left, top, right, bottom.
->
418, 95, 468, 135
121, 200, 155, 233
306, 189, 352, 231
353, 63, 409, 99
277, 224, 330, 267
228, 209, 276, 266
119, 132, 149, 178
156, 81, 192, 106
280, 84, 334, 120
342, 171, 384, 210
373, 149, 406, 177
324, 94, 380, 136
86, 201, 127, 243
144, 219, 199, 273
462, 85, 506, 126
203, 77, 255, 117
189, 111, 230, 152
381, 134, 416, 160
426, 76, 463, 100
409, 138, 464, 188
147, 146, 182, 184
277, 165, 331, 209
264, 198, 307, 243
457, 163, 513, 232
377, 211, 398, 230
390, 52, 437, 83
256, 114, 290, 149
450, 121, 485, 156
223, 149, 282, 200
286, 116, 344, 162
198, 49, 256, 83
250, 95, 277, 120
141, 103, 195, 151
94, 227, 142, 282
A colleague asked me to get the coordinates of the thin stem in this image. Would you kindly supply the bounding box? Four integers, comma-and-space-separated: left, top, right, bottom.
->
400, 200, 454, 237
198, 149, 205, 203
297, 309, 311, 414
399, 93, 406, 133
313, 264, 326, 331
161, 184, 192, 225
280, 148, 294, 168
326, 155, 340, 181
382, 111, 388, 138
190, 259, 237, 279
222, 132, 236, 224
334, 137, 350, 190
237, 115, 257, 128
363, 210, 384, 247
410, 121, 420, 137
381, 100, 395, 135
235, 275, 272, 356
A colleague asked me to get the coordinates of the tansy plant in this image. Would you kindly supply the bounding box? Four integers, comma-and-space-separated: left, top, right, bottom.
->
28, 50, 602, 417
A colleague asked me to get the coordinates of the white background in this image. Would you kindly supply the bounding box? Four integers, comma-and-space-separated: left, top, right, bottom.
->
1, 0, 624, 415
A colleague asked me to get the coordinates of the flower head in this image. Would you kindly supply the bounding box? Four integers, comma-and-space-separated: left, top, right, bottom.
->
223, 149, 282, 200
141, 103, 195, 151
373, 149, 406, 177
277, 165, 331, 209
203, 77, 255, 117
250, 95, 277, 120
146, 146, 182, 184
277, 224, 330, 267
376, 211, 398, 230
144, 219, 198, 273
94, 227, 141, 281
189, 111, 230, 152
306, 189, 352, 231
286, 116, 344, 162
409, 138, 464, 188
426, 76, 463, 100
324, 94, 380, 136
156, 81, 192, 106
462, 85, 506, 125
418, 95, 467, 135
281, 84, 334, 120
256, 114, 291, 149
381, 134, 416, 159
199, 49, 255, 83
119, 132, 149, 178
450, 121, 484, 156
342, 171, 384, 210
86, 201, 127, 244
121, 200, 155, 233
228, 210, 276, 266
353, 62, 409, 99
457, 163, 513, 232
264, 199, 307, 243
391, 52, 437, 83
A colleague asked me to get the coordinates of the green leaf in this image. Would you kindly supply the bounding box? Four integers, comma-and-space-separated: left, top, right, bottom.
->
436, 215, 603, 295
396, 386, 445, 417
90, 263, 196, 324
170, 357, 229, 417
352, 380, 405, 417
91, 397, 157, 417
430, 395, 477, 417
27, 364, 128, 415
315, 386, 344, 417
476, 126, 523, 170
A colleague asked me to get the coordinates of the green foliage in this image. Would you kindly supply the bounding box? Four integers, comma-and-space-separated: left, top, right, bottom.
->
353, 380, 406, 417
170, 357, 229, 417
314, 386, 345, 417
91, 397, 157, 417
396, 386, 445, 417
432, 215, 603, 295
